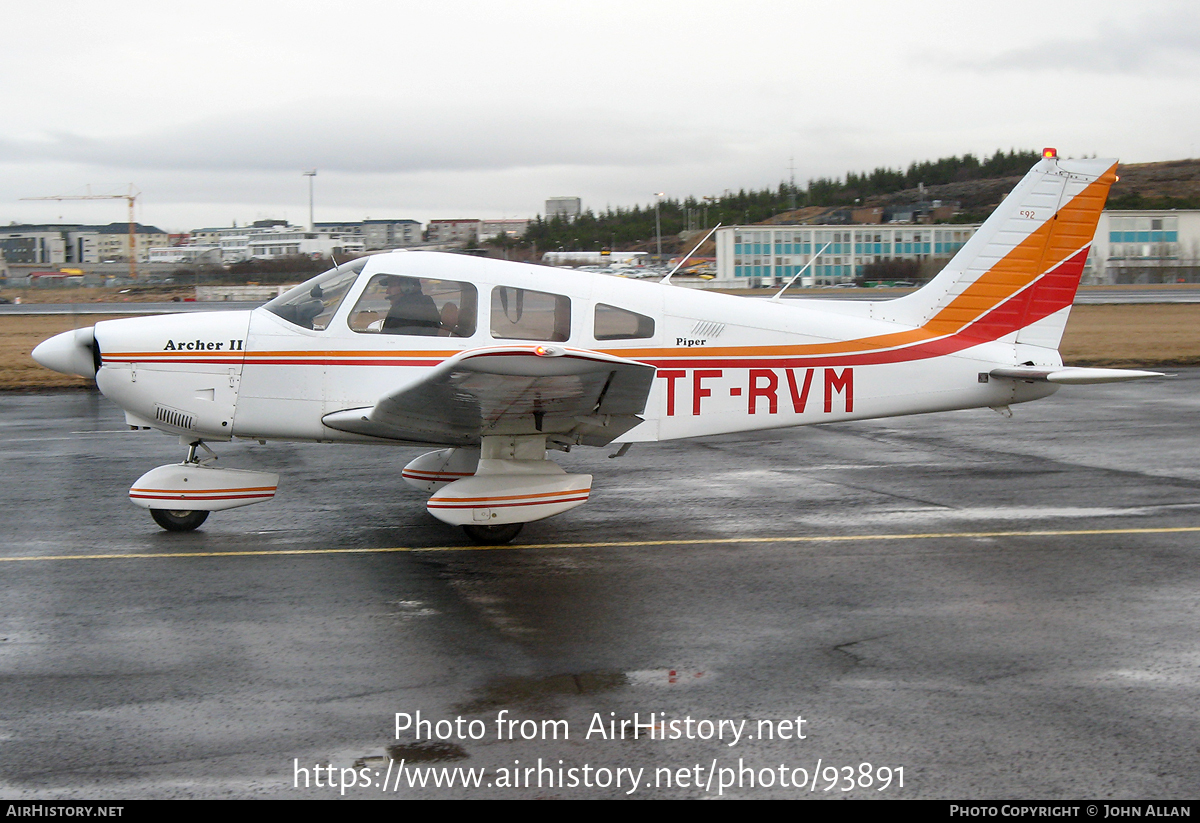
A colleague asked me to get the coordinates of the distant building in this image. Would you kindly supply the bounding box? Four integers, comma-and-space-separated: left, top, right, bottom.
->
188, 227, 227, 246
545, 197, 581, 221
172, 221, 367, 263
86, 223, 170, 263
542, 251, 648, 267
427, 219, 481, 245
0, 223, 170, 264
715, 224, 980, 286
366, 219, 421, 248
148, 246, 221, 265
189, 221, 286, 249
1087, 210, 1200, 284
0, 225, 71, 265
478, 219, 529, 241
309, 221, 357, 235
882, 200, 960, 224
244, 229, 365, 260
718, 210, 1200, 287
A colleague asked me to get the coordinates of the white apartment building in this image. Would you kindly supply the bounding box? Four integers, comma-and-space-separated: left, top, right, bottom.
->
314, 220, 423, 249
427, 219, 481, 245
545, 197, 581, 220
478, 219, 529, 240
148, 246, 221, 264
244, 230, 365, 260
180, 223, 363, 263
362, 219, 422, 248
85, 223, 170, 263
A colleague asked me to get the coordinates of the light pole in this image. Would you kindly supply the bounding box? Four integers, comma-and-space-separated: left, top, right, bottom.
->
654, 192, 665, 263
303, 170, 317, 232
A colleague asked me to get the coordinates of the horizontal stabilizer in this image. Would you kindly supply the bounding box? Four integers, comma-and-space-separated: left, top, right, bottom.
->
989, 366, 1165, 385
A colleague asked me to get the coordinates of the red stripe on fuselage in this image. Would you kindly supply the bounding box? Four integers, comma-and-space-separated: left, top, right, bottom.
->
643, 247, 1089, 370
102, 247, 1088, 374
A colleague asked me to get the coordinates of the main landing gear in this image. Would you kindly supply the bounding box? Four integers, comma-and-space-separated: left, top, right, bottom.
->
150, 508, 210, 532
405, 436, 593, 547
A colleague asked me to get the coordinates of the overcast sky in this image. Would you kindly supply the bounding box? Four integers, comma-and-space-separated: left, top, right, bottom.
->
2, 0, 1197, 232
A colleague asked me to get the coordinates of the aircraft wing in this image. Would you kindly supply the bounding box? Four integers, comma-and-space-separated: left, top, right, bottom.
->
322, 345, 656, 447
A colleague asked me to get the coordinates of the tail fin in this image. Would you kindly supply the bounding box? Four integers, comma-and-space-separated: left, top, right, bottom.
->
877, 152, 1118, 350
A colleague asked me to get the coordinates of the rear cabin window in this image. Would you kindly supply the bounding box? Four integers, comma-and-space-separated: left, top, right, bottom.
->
348, 274, 477, 337
490, 286, 570, 342
594, 303, 655, 340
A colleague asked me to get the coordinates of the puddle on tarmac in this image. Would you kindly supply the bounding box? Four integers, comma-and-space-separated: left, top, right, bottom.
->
458, 670, 628, 713
384, 740, 469, 762
355, 668, 712, 765
456, 667, 713, 712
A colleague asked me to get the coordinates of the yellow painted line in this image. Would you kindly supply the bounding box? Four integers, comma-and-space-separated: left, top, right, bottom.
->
4, 525, 1200, 563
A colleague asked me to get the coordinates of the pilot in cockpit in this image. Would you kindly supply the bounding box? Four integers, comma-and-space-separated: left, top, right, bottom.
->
382, 275, 441, 335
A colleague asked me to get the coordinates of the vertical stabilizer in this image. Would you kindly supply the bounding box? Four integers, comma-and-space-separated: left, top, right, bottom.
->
876, 152, 1117, 350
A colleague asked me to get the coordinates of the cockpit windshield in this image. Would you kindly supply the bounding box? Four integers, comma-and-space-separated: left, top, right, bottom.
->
263, 257, 369, 330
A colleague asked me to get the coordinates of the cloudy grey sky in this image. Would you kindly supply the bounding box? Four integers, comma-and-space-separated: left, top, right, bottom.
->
2, 0, 1197, 232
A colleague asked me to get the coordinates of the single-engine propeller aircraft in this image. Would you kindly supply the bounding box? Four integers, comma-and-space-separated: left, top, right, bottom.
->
34, 150, 1161, 543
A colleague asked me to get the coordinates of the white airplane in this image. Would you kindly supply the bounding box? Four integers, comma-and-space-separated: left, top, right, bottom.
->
33, 150, 1160, 543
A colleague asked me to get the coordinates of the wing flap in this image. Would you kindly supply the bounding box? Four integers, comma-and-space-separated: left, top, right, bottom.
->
322, 345, 655, 446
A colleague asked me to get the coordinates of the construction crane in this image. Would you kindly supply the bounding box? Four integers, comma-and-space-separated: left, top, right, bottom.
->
22, 185, 141, 280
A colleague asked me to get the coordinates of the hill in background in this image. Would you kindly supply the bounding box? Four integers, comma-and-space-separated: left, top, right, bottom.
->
856, 157, 1200, 216
513, 155, 1200, 259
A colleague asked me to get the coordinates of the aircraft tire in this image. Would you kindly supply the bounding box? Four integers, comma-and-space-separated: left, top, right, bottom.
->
462, 523, 524, 545
150, 509, 210, 532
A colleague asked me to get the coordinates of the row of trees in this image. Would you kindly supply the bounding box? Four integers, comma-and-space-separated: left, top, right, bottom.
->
831, 148, 1043, 198
509, 149, 1043, 253
1108, 191, 1200, 210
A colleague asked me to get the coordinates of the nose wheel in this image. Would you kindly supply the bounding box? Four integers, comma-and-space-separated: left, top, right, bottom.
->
150, 509, 210, 532
461, 523, 524, 545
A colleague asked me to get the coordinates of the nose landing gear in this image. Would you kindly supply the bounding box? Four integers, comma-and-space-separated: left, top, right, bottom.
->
130, 439, 280, 533
147, 440, 215, 532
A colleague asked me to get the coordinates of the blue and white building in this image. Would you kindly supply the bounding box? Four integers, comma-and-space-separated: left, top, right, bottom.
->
714, 224, 981, 287
1086, 210, 1200, 283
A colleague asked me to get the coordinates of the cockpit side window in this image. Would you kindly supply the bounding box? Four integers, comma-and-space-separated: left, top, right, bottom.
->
263, 258, 368, 330
594, 303, 655, 340
348, 274, 478, 337
490, 286, 570, 342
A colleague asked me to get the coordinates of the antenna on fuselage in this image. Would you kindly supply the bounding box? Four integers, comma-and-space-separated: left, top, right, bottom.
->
771, 242, 831, 302
661, 223, 721, 285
